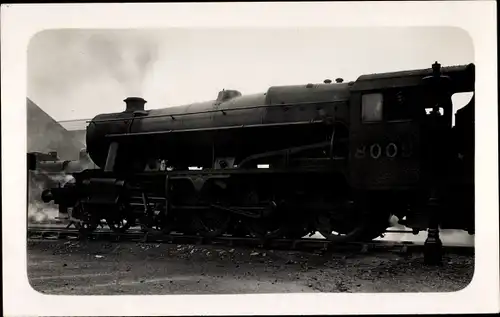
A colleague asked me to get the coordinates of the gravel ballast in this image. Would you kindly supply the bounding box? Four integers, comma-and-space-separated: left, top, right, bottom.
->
27, 240, 474, 295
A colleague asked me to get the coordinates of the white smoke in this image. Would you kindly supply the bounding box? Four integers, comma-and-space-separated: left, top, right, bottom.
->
304, 214, 474, 247
28, 29, 161, 119
378, 215, 474, 246
27, 170, 59, 223
84, 31, 159, 97
27, 171, 76, 223
27, 148, 101, 224
27, 200, 58, 223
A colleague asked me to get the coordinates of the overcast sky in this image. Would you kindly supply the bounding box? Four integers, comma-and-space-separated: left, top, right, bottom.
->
27, 27, 474, 122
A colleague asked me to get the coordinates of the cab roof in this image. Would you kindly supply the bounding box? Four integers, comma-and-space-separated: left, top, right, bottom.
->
351, 63, 475, 93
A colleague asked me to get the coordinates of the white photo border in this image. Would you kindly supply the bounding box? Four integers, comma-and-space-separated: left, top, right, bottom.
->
1, 1, 498, 315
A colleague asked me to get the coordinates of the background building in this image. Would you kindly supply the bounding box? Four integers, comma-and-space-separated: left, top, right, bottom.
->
27, 98, 85, 160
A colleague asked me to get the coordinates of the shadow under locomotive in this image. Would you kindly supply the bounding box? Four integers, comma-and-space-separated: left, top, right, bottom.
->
29, 61, 475, 265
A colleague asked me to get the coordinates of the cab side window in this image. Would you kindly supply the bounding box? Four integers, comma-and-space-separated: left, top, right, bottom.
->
361, 93, 383, 122
361, 89, 415, 123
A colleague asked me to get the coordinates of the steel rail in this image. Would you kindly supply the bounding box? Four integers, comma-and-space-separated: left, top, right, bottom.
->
27, 226, 474, 256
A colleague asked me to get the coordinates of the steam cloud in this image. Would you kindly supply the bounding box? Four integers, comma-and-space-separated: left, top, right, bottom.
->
85, 31, 160, 97
306, 214, 474, 247
27, 152, 98, 224
28, 170, 59, 223
28, 29, 161, 120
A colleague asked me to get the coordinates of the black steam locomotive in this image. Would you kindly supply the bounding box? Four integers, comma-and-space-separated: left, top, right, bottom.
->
36, 62, 475, 247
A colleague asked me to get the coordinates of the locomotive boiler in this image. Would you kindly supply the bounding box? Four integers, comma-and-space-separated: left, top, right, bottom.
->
86, 86, 350, 172
38, 61, 475, 252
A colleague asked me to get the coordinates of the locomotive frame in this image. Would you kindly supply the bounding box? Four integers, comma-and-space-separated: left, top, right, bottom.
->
33, 61, 475, 264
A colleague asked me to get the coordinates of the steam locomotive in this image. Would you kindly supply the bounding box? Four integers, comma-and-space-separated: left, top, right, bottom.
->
35, 62, 475, 245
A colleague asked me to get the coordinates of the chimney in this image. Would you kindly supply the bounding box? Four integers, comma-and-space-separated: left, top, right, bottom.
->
124, 97, 147, 112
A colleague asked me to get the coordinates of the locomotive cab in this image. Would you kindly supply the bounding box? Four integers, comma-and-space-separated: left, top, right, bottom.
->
347, 62, 475, 232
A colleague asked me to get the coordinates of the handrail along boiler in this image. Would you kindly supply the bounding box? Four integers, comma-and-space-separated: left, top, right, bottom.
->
38, 62, 475, 258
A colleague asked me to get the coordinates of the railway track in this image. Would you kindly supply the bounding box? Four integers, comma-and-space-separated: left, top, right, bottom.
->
27, 224, 474, 256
